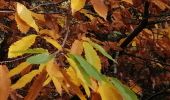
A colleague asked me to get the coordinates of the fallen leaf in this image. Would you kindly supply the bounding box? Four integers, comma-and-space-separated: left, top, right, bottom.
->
0, 65, 11, 100
91, 0, 108, 20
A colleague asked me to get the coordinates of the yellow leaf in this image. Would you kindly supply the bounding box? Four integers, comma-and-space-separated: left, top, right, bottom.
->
9, 62, 31, 77
43, 76, 51, 86
17, 2, 39, 32
91, 0, 108, 20
66, 57, 91, 96
11, 70, 39, 90
39, 29, 60, 40
43, 37, 62, 50
52, 77, 62, 95
0, 65, 11, 100
8, 35, 37, 58
46, 60, 64, 95
66, 66, 81, 86
71, 0, 86, 14
98, 82, 123, 100
15, 13, 30, 33
70, 40, 83, 55
83, 42, 101, 71
38, 64, 46, 73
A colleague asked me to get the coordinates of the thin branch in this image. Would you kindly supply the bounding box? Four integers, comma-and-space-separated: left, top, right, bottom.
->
120, 1, 149, 48
122, 52, 170, 67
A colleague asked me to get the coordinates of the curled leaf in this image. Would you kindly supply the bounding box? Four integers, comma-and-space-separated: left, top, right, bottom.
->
0, 65, 11, 100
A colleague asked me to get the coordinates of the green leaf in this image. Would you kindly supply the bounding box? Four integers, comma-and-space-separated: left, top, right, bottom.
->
12, 48, 48, 54
83, 42, 101, 71
67, 55, 91, 86
88, 40, 117, 64
70, 54, 104, 81
110, 78, 138, 100
26, 53, 54, 64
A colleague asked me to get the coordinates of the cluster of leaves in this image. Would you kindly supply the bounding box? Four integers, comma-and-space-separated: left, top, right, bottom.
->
0, 1, 139, 100
0, 0, 170, 99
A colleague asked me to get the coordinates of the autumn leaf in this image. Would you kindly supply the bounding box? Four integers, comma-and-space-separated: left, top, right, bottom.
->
151, 0, 170, 10
9, 62, 31, 77
83, 42, 101, 71
91, 0, 108, 20
16, 2, 39, 32
11, 70, 39, 89
71, 0, 86, 14
15, 13, 30, 33
24, 70, 46, 100
70, 54, 104, 81
31, 12, 45, 22
71, 40, 83, 55
8, 34, 37, 58
43, 76, 52, 86
82, 37, 117, 63
122, 0, 133, 5
43, 37, 62, 50
46, 59, 64, 95
66, 58, 91, 97
12, 48, 48, 54
0, 65, 11, 100
39, 29, 60, 40
98, 82, 123, 100
66, 66, 81, 86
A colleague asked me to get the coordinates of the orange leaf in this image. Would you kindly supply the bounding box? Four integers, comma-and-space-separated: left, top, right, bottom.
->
0, 65, 11, 100
151, 0, 170, 10
15, 13, 30, 33
91, 0, 108, 20
122, 0, 133, 5
70, 40, 83, 55
24, 70, 47, 100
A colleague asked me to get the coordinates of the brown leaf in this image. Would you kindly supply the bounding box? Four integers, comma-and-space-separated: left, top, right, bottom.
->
91, 0, 108, 20
0, 65, 11, 100
24, 70, 47, 100
151, 0, 170, 10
